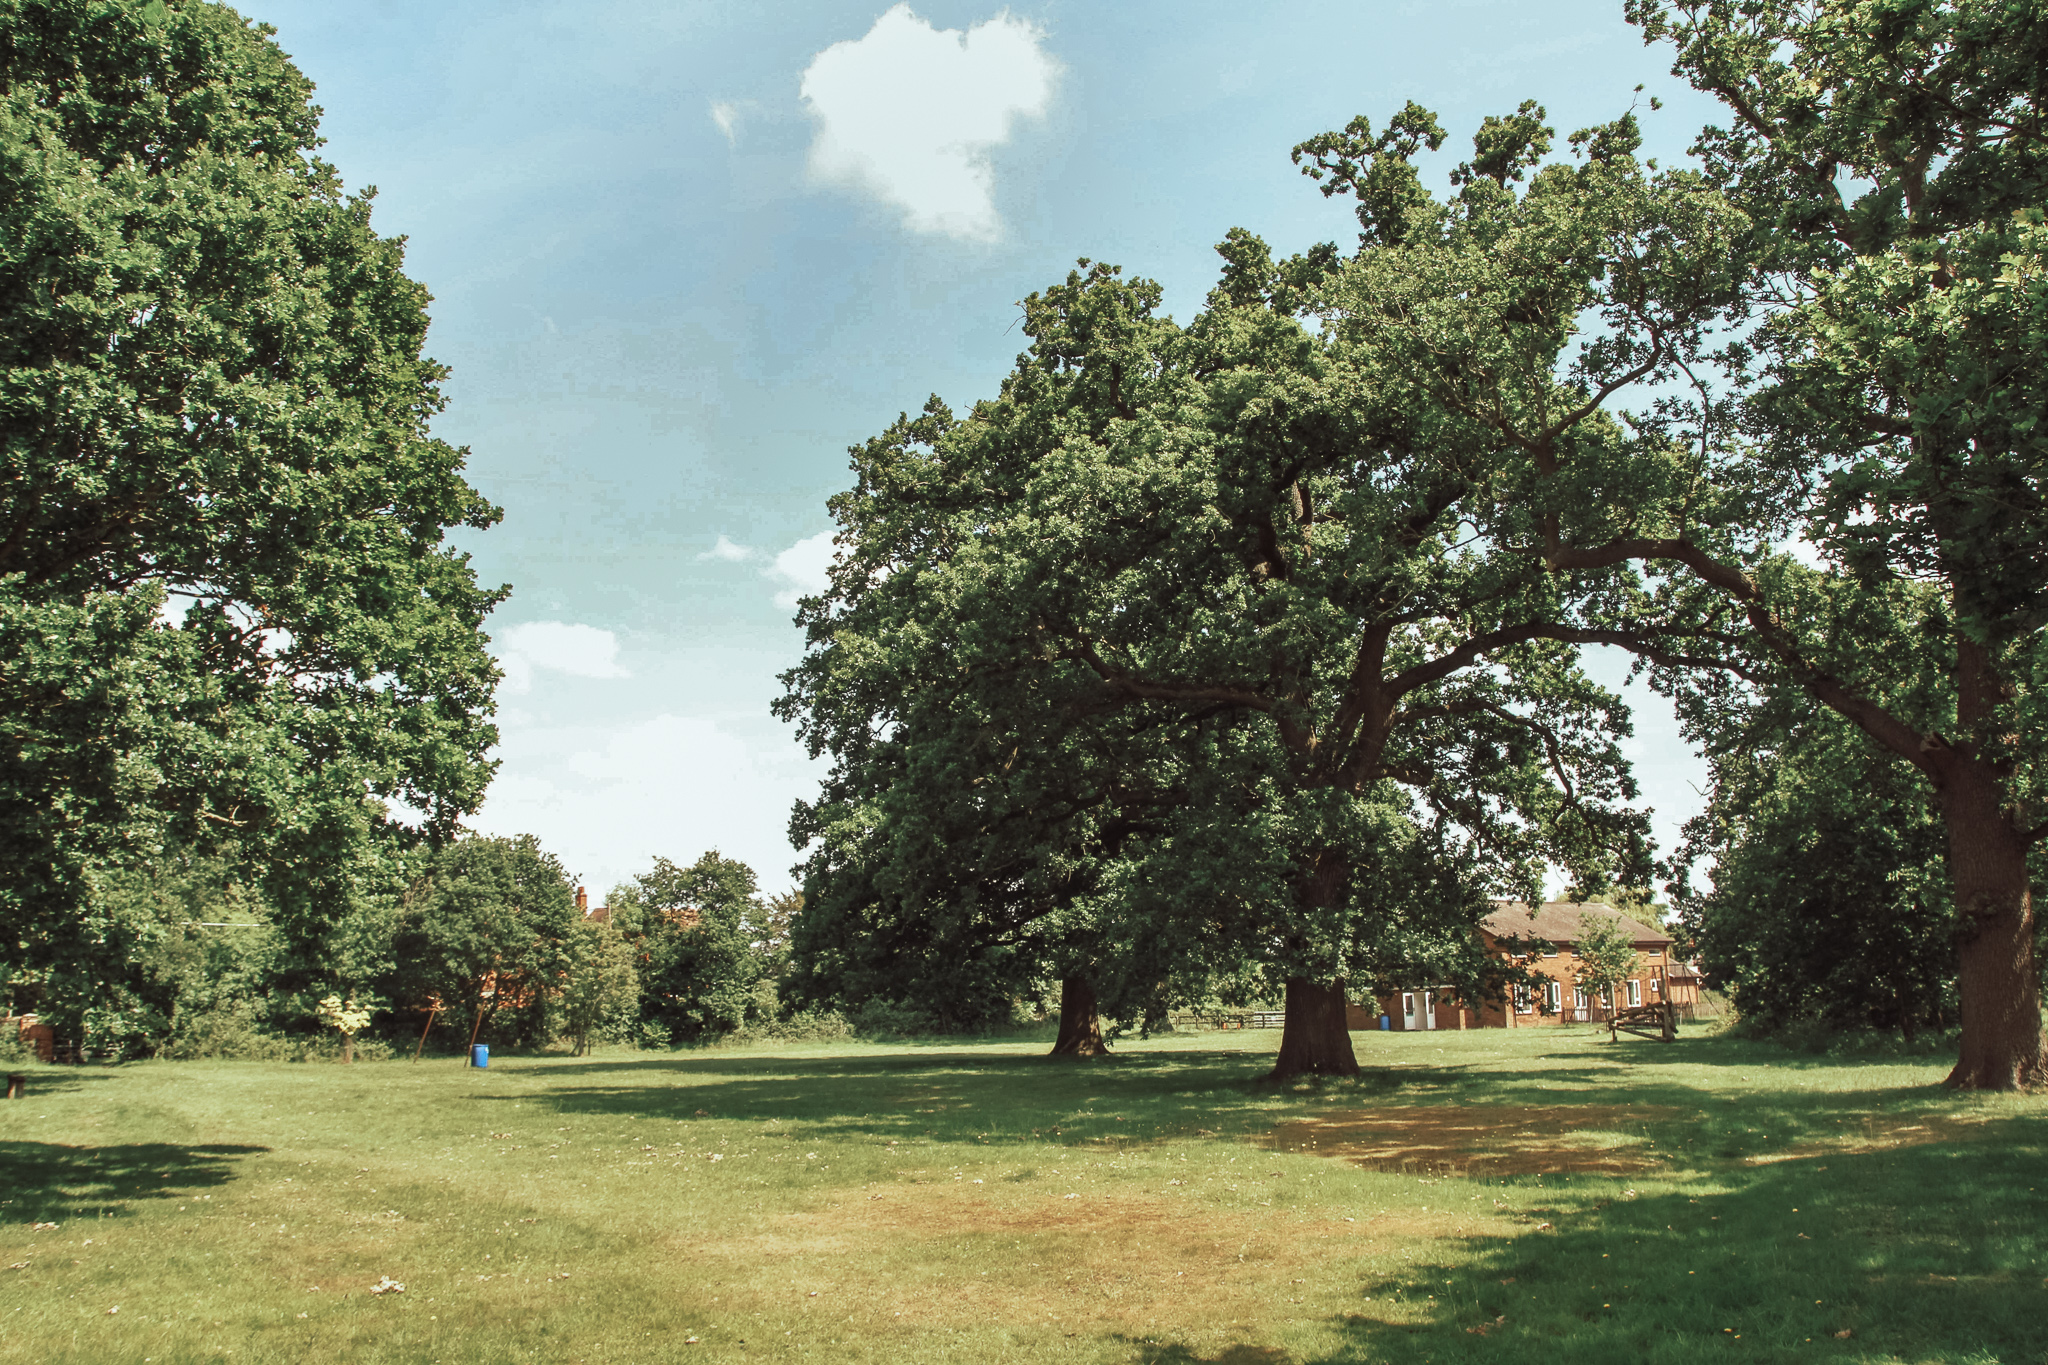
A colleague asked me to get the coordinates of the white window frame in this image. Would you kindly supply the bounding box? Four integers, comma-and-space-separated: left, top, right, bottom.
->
1627, 979, 1642, 1007
1514, 985, 1533, 1014
1545, 981, 1561, 1013
1573, 985, 1588, 1010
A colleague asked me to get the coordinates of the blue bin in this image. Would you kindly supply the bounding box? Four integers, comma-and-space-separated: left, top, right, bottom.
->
1379, 1014, 1391, 1030
470, 1043, 489, 1068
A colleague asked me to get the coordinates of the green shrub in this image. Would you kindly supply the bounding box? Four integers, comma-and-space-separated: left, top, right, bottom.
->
0, 1027, 40, 1066
636, 1020, 674, 1050
773, 1009, 855, 1042
849, 999, 935, 1039
722, 1010, 857, 1046
164, 1004, 295, 1061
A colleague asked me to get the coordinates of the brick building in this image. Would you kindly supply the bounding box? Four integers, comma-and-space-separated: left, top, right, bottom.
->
1370, 900, 1676, 1030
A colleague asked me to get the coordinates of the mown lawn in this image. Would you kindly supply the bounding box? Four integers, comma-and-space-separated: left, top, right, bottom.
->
0, 1025, 2043, 1364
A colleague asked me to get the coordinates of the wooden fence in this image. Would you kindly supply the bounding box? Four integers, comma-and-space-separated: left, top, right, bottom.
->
1165, 1010, 1286, 1031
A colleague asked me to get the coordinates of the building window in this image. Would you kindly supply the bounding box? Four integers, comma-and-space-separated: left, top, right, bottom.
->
1627, 979, 1642, 1007
1514, 985, 1532, 1014
1545, 981, 1561, 1013
1544, 943, 1559, 957
1649, 975, 1661, 995
1573, 986, 1588, 1010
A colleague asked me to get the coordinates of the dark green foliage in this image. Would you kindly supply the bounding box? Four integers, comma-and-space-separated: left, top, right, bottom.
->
782, 844, 1027, 1033
0, 591, 195, 1027
1571, 914, 1642, 1013
557, 916, 638, 1056
1677, 703, 1959, 1039
1594, 0, 2048, 1085
618, 851, 774, 1043
780, 133, 1668, 1072
0, 0, 505, 1016
387, 836, 575, 1049
24, 850, 282, 1058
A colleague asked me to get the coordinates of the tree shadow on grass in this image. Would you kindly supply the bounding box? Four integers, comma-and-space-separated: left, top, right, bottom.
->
1607, 1033, 1964, 1072
465, 1050, 1423, 1149
1299, 1117, 2048, 1364
1129, 1344, 1290, 1364
0, 1140, 266, 1225
465, 1043, 1995, 1172
0, 1067, 120, 1100
483, 1046, 1278, 1080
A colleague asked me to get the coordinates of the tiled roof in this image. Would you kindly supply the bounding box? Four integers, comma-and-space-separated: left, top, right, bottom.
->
1482, 900, 1673, 948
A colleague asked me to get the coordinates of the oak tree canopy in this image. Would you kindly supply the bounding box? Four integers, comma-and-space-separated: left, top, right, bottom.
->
0, 0, 505, 1025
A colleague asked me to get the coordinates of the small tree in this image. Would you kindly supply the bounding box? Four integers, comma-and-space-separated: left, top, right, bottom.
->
625, 852, 771, 1043
559, 919, 638, 1056
317, 994, 374, 1064
1574, 914, 1642, 1022
388, 836, 577, 1049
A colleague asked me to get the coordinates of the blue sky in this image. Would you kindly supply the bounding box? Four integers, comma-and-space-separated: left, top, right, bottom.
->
252, 0, 1716, 896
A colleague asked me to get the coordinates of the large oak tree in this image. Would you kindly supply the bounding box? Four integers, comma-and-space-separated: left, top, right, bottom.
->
0, 0, 504, 1025
783, 220, 1655, 1075
1315, 0, 2048, 1088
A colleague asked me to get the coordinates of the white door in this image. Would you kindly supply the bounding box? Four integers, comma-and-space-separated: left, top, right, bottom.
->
1422, 988, 1437, 1030
1401, 992, 1417, 1030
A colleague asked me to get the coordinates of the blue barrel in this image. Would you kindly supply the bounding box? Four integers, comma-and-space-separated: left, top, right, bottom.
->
470, 1043, 489, 1068
1379, 1014, 1391, 1030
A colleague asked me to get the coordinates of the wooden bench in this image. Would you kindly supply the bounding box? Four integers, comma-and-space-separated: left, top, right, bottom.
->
1607, 1001, 1677, 1043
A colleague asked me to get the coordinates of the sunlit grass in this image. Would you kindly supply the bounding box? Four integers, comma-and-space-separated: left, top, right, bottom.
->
1, 1027, 2042, 1363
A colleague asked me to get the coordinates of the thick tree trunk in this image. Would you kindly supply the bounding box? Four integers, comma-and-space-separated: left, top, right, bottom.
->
1049, 975, 1110, 1057
1270, 851, 1361, 1079
1270, 978, 1360, 1079
1937, 765, 2046, 1090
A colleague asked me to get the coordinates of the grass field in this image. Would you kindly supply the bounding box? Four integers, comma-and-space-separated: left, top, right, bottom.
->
1, 1026, 2044, 1364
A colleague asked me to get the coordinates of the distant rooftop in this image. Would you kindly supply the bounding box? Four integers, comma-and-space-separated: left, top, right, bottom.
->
1482, 900, 1672, 947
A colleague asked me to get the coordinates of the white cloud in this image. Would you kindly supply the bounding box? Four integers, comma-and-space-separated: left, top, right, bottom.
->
471, 712, 824, 895
709, 99, 740, 145
800, 4, 1056, 241
496, 621, 630, 696
699, 533, 758, 563
767, 531, 836, 609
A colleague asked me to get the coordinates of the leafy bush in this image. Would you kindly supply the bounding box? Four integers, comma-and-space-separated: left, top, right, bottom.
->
722, 1010, 858, 1046
617, 852, 777, 1043
772, 1009, 856, 1042
556, 918, 639, 1056
1677, 707, 1958, 1041
847, 999, 928, 1039
0, 1027, 39, 1066
636, 1020, 674, 1050
163, 1004, 295, 1061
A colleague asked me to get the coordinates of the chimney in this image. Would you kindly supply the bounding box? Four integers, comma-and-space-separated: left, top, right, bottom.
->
576, 885, 589, 915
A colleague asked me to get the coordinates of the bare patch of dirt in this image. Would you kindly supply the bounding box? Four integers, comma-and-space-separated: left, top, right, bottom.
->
680, 1182, 1505, 1337
1265, 1105, 1678, 1175
1747, 1112, 2000, 1164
